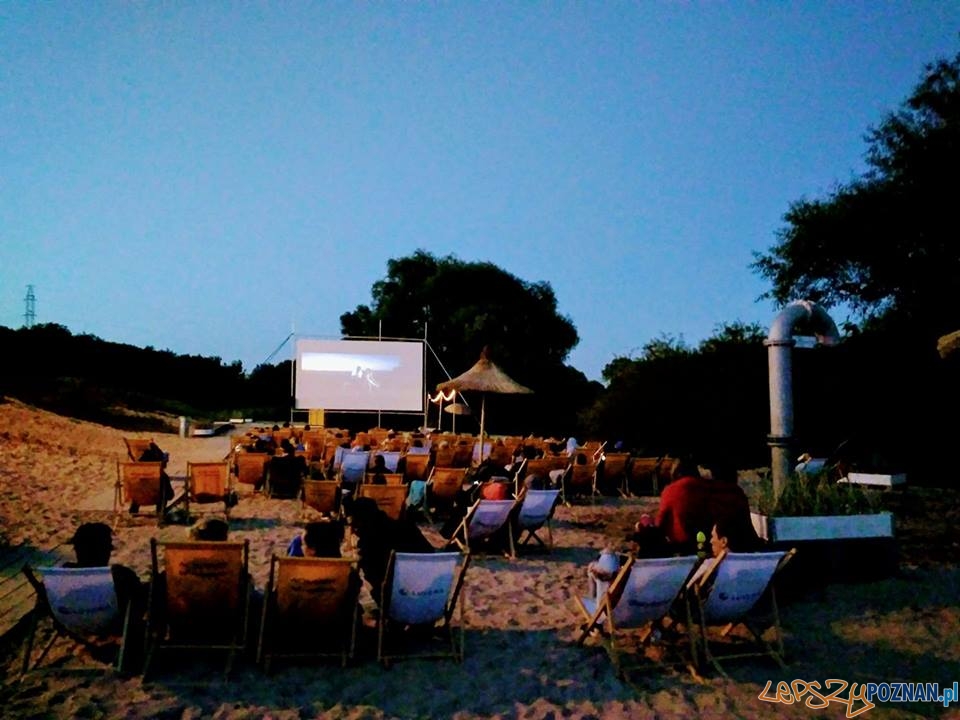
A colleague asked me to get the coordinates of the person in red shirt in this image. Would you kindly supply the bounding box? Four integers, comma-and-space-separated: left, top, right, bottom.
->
655, 459, 714, 551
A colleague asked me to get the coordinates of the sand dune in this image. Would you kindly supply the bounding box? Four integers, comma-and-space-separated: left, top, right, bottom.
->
1, 398, 958, 719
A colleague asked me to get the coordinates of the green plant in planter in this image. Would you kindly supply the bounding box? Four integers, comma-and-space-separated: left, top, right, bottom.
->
753, 470, 882, 517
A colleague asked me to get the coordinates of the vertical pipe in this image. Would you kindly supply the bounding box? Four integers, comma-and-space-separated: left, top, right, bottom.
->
765, 301, 839, 498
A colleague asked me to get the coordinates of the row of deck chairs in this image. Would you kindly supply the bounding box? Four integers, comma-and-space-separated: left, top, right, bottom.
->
575, 548, 796, 680
20, 543, 794, 682
114, 460, 234, 527
20, 543, 470, 679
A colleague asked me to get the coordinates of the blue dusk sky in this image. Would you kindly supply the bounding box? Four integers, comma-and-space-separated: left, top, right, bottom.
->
2, 4, 958, 382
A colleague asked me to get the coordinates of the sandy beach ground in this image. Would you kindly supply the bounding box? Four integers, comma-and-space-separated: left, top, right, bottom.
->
1, 398, 959, 719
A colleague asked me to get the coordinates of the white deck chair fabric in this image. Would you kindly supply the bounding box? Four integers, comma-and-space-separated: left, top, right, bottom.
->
517, 490, 560, 531
40, 567, 120, 635
472, 441, 493, 464
579, 555, 699, 629
699, 551, 786, 622
374, 451, 402, 472
516, 489, 561, 547
386, 552, 462, 625
466, 499, 515, 542
340, 451, 371, 485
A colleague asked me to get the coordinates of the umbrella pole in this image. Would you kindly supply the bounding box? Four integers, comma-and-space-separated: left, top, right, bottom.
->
479, 395, 486, 463
438, 396, 444, 433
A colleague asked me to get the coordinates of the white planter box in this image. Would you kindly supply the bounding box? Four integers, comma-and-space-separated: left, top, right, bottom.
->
839, 472, 907, 488
750, 511, 894, 542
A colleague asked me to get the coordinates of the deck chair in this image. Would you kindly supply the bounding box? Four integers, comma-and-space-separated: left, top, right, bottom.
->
626, 457, 660, 496
514, 489, 562, 551
562, 462, 599, 505
451, 442, 474, 468
357, 483, 409, 521
257, 556, 360, 673
300, 479, 340, 519
402, 453, 431, 484
123, 437, 154, 462
600, 452, 631, 496
424, 467, 468, 521
688, 549, 796, 677
575, 555, 700, 679
234, 452, 270, 487
377, 551, 471, 667
20, 565, 132, 679
373, 450, 402, 472
338, 450, 370, 493
185, 462, 232, 520
114, 460, 165, 526
448, 498, 518, 557
365, 472, 405, 486
143, 539, 251, 680
471, 440, 493, 465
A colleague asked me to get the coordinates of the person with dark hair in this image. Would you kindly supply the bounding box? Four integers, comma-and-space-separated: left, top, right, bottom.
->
346, 497, 434, 610
369, 454, 388, 485
262, 439, 307, 496
653, 458, 713, 553
65, 523, 145, 642
189, 517, 230, 541
132, 441, 175, 515
287, 521, 344, 558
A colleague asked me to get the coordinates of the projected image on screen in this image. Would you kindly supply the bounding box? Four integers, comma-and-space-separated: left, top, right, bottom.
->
295, 339, 424, 412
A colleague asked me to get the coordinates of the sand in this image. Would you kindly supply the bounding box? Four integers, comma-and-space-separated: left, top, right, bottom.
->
1, 397, 959, 719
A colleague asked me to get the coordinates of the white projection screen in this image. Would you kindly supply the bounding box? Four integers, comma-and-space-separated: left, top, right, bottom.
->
295, 338, 425, 412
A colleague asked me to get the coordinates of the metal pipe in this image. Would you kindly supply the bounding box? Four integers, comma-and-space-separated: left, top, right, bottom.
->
764, 301, 839, 497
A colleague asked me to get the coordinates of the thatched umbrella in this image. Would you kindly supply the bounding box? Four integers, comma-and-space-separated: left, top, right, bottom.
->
937, 329, 960, 359
437, 348, 533, 461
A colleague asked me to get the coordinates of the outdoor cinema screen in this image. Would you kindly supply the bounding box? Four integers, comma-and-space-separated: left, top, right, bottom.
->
294, 338, 425, 413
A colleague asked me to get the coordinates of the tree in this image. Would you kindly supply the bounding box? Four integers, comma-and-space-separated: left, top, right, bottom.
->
340, 250, 592, 435
752, 51, 960, 338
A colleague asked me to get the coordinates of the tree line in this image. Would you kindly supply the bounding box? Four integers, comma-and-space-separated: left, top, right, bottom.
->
2, 49, 958, 480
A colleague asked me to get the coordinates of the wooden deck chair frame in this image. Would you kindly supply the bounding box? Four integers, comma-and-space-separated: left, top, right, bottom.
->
562, 463, 600, 506
143, 539, 251, 680
599, 452, 631, 496
688, 549, 796, 678
575, 554, 700, 680
185, 461, 232, 521
300, 479, 340, 520
449, 498, 518, 558
234, 452, 270, 488
402, 453, 431, 484
257, 555, 360, 673
114, 460, 165, 527
357, 483, 409, 521
19, 565, 132, 680
625, 457, 660, 497
123, 437, 154, 462
377, 551, 471, 667
424, 467, 468, 522
514, 488, 561, 551
365, 472, 405, 486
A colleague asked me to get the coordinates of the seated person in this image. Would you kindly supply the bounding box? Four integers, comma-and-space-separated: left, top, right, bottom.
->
346, 497, 434, 610
65, 522, 145, 635
132, 441, 175, 514
189, 517, 230, 541
287, 520, 344, 558
655, 458, 713, 553
262, 440, 307, 496
369, 455, 389, 485
687, 517, 759, 588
